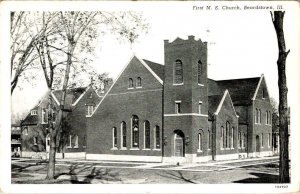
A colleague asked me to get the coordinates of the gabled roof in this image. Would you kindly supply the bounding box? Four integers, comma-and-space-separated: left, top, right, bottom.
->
21, 106, 38, 125
51, 87, 87, 109
142, 59, 164, 81
208, 95, 223, 120
208, 77, 260, 105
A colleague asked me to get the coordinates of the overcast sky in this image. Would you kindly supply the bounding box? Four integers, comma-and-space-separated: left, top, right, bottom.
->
8, 1, 299, 119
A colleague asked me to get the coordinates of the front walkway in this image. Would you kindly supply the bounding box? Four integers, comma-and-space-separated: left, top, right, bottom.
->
13, 156, 279, 173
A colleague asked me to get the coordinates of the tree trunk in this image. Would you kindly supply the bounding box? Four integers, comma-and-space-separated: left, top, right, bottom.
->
45, 41, 75, 180
271, 11, 290, 183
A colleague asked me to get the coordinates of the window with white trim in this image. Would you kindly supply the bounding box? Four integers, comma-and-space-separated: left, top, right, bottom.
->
86, 105, 94, 116
175, 101, 181, 114
231, 127, 234, 149
136, 77, 142, 88
265, 111, 268, 124
198, 101, 202, 114
144, 121, 150, 149
31, 110, 37, 115
121, 122, 126, 148
198, 133, 202, 152
261, 133, 264, 148
23, 127, 28, 135
33, 137, 38, 145
73, 135, 78, 148
174, 60, 183, 84
132, 115, 139, 148
258, 109, 261, 123
208, 130, 211, 150
112, 127, 117, 148
67, 135, 72, 148
225, 121, 230, 148
154, 125, 160, 149
220, 126, 224, 149
128, 78, 134, 89
41, 108, 48, 124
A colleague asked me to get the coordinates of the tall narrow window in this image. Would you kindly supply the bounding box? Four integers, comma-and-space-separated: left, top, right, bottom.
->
144, 121, 150, 149
86, 105, 94, 116
121, 122, 126, 148
265, 111, 268, 124
231, 127, 234, 149
221, 126, 224, 149
243, 133, 246, 148
198, 101, 202, 114
41, 108, 48, 124
136, 77, 142, 88
113, 127, 117, 148
67, 135, 72, 148
268, 133, 271, 147
128, 78, 134, 88
33, 137, 38, 145
154, 126, 160, 149
226, 122, 230, 148
208, 130, 211, 149
255, 108, 258, 123
198, 133, 202, 151
175, 101, 181, 114
73, 135, 78, 148
238, 132, 242, 148
83, 135, 87, 147
197, 60, 203, 84
132, 115, 139, 148
261, 133, 264, 148
269, 111, 272, 125
174, 60, 183, 84
24, 127, 28, 135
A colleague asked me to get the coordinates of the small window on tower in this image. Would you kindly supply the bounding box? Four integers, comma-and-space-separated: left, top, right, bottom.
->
198, 60, 203, 84
136, 77, 142, 88
175, 101, 181, 114
174, 60, 183, 84
199, 101, 202, 114
262, 89, 266, 99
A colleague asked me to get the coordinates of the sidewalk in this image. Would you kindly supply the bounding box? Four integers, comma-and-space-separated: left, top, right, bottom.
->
13, 156, 279, 173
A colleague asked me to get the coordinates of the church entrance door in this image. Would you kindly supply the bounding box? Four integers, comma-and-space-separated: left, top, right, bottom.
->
174, 130, 185, 157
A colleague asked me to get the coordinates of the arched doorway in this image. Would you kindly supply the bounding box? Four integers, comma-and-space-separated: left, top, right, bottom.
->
174, 130, 185, 157
46, 134, 50, 153
255, 135, 260, 154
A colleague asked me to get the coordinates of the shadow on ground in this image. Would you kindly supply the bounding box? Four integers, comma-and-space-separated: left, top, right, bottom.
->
233, 172, 278, 183
156, 171, 200, 184
54, 163, 121, 184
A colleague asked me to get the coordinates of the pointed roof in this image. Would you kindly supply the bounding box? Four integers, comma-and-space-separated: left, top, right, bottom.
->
51, 87, 87, 109
142, 59, 164, 81
208, 95, 223, 120
208, 76, 260, 105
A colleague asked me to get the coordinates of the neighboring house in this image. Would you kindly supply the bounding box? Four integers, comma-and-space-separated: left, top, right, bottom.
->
86, 36, 273, 163
20, 86, 101, 159
11, 123, 22, 157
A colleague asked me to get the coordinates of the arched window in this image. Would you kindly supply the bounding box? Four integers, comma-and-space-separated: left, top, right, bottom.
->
112, 127, 117, 148
174, 60, 183, 84
220, 126, 224, 149
144, 120, 150, 149
259, 109, 261, 123
128, 78, 134, 88
198, 60, 202, 84
255, 108, 258, 123
226, 122, 230, 148
231, 127, 234, 149
208, 130, 211, 149
137, 77, 142, 88
261, 133, 264, 148
23, 127, 28, 135
265, 111, 268, 124
72, 135, 78, 148
198, 133, 202, 151
121, 122, 126, 148
154, 125, 160, 149
269, 111, 272, 124
132, 115, 139, 148
238, 132, 242, 148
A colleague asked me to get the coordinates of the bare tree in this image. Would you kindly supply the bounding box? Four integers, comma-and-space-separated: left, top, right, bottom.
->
271, 11, 290, 183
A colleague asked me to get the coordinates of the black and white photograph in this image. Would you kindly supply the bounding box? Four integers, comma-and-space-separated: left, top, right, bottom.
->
0, 1, 299, 193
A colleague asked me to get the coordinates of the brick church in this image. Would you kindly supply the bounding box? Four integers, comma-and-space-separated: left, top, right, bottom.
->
86, 36, 273, 163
